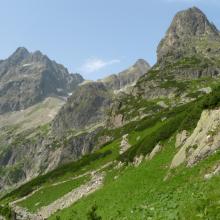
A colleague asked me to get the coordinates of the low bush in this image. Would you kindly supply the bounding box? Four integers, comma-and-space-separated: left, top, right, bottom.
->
119, 85, 220, 162
119, 111, 186, 162
0, 205, 12, 219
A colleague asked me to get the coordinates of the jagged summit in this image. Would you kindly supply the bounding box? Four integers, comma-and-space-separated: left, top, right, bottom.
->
100, 59, 150, 90
157, 7, 220, 62
8, 47, 30, 64
12, 46, 29, 54
134, 58, 150, 66
7, 47, 48, 65
133, 59, 150, 75
0, 48, 84, 114
168, 7, 219, 37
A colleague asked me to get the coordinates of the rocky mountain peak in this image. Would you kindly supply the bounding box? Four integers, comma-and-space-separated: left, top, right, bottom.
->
30, 50, 50, 63
168, 7, 218, 37
133, 59, 150, 72
0, 48, 84, 114
157, 7, 220, 62
12, 47, 29, 56
100, 59, 150, 90
8, 47, 30, 65
32, 50, 44, 58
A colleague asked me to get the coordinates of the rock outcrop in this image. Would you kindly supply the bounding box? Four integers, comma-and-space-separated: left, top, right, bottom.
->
52, 60, 150, 135
52, 82, 112, 135
171, 108, 220, 168
146, 143, 162, 160
120, 134, 131, 154
204, 163, 220, 179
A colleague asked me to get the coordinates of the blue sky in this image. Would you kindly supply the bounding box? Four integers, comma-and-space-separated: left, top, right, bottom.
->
0, 0, 220, 80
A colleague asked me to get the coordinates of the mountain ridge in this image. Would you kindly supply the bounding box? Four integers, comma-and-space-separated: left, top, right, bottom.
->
0, 47, 84, 114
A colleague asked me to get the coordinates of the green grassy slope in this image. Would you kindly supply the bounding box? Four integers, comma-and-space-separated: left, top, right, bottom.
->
18, 175, 89, 213
49, 139, 220, 220
47, 87, 220, 219
1, 81, 220, 220
0, 140, 119, 205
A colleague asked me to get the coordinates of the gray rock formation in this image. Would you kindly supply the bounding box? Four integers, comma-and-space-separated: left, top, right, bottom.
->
175, 130, 189, 148
120, 134, 131, 154
133, 6, 220, 102
146, 143, 162, 160
0, 47, 84, 114
171, 108, 220, 168
0, 127, 99, 192
204, 163, 220, 179
100, 59, 150, 90
157, 7, 220, 63
52, 82, 112, 135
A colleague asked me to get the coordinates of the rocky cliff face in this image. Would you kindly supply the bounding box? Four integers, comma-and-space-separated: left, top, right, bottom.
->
52, 82, 112, 135
171, 108, 220, 168
0, 124, 98, 191
0, 47, 84, 114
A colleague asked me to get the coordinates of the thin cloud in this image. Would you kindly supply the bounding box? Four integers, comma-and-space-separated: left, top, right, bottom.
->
79, 58, 120, 73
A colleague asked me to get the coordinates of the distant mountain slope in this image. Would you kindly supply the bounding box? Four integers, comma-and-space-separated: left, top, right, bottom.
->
0, 97, 65, 133
0, 54, 150, 192
52, 82, 112, 135
0, 47, 84, 114
99, 59, 150, 90
52, 59, 150, 135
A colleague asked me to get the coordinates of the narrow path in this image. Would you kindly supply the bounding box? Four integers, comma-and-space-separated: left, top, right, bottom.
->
10, 172, 104, 220
10, 161, 112, 219
51, 171, 89, 186
10, 187, 43, 205
51, 161, 112, 187
37, 172, 104, 219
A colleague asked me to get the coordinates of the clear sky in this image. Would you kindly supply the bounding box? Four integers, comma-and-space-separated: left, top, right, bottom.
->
0, 0, 220, 80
